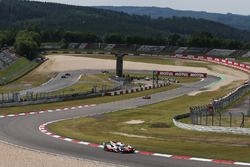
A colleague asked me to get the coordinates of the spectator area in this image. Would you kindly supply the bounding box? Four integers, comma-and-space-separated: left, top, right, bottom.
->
137, 45, 165, 54
104, 44, 116, 50
206, 49, 236, 57
0, 50, 17, 70
241, 51, 250, 58
175, 47, 188, 54
68, 43, 80, 49
182, 47, 209, 55
162, 46, 179, 55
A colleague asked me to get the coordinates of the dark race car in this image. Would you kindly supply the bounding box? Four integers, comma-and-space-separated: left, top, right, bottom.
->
103, 141, 135, 153
143, 95, 151, 99
65, 73, 71, 76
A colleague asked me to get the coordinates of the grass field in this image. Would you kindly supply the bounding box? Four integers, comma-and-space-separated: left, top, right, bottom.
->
236, 57, 250, 62
48, 82, 250, 162
57, 73, 116, 95
0, 70, 55, 94
0, 58, 43, 90
0, 84, 179, 115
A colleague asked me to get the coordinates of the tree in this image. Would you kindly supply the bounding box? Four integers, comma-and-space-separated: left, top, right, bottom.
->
225, 40, 243, 49
104, 33, 125, 44
0, 31, 16, 47
188, 32, 213, 47
14, 30, 40, 60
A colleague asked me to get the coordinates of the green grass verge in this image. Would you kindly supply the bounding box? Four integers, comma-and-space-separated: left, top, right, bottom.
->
235, 57, 250, 62
0, 58, 41, 86
57, 73, 115, 95
0, 69, 56, 94
48, 83, 250, 162
60, 72, 199, 95
0, 84, 179, 115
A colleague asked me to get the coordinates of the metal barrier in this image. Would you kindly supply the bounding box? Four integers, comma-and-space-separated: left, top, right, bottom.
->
0, 85, 122, 107
190, 84, 250, 127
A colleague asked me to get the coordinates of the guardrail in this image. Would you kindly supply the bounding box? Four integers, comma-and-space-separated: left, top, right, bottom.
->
0, 85, 122, 107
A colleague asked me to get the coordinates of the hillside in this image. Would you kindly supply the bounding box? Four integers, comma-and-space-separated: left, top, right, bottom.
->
98, 6, 250, 31
1, 0, 250, 41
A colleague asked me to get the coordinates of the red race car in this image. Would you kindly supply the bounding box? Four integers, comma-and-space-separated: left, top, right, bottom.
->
103, 141, 135, 153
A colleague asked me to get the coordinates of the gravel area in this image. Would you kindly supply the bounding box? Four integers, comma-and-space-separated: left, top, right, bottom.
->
0, 142, 122, 167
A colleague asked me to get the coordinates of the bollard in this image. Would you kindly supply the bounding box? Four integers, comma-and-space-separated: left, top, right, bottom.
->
229, 112, 232, 127
240, 112, 245, 128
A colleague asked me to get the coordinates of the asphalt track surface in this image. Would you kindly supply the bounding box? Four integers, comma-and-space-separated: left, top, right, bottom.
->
0, 71, 82, 101
19, 71, 82, 96
0, 75, 242, 167
19, 69, 151, 96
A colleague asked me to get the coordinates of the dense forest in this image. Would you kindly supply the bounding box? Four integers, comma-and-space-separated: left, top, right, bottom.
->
1, 0, 250, 42
1, 0, 250, 60
98, 6, 250, 31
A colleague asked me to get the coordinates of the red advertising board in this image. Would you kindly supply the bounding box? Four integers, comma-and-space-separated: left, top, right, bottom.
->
157, 71, 207, 78
172, 54, 250, 73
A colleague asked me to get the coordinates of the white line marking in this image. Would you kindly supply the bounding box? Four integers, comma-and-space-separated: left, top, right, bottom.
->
78, 141, 90, 145
190, 157, 212, 162
153, 153, 172, 158
45, 132, 53, 135
52, 135, 61, 138
64, 138, 73, 142
8, 114, 15, 117
234, 162, 250, 166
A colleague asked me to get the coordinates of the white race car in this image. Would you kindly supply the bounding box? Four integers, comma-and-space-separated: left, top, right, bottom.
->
103, 141, 135, 153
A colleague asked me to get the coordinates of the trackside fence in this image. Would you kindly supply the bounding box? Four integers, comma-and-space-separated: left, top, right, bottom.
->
0, 85, 122, 107
173, 83, 250, 129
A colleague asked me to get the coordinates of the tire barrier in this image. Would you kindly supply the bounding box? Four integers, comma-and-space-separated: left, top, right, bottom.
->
106, 83, 170, 96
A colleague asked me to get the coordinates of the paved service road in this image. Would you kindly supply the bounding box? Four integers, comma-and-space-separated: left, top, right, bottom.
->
0, 75, 241, 167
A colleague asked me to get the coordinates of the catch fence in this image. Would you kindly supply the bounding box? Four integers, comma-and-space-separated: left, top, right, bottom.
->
190, 84, 250, 127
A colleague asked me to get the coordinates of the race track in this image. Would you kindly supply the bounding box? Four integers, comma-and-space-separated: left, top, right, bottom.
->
19, 71, 82, 95
0, 75, 240, 167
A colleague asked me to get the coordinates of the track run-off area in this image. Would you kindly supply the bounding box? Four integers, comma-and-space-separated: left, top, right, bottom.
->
0, 54, 249, 167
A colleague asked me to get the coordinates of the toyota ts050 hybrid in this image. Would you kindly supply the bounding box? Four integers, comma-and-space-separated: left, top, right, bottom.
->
103, 141, 135, 153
